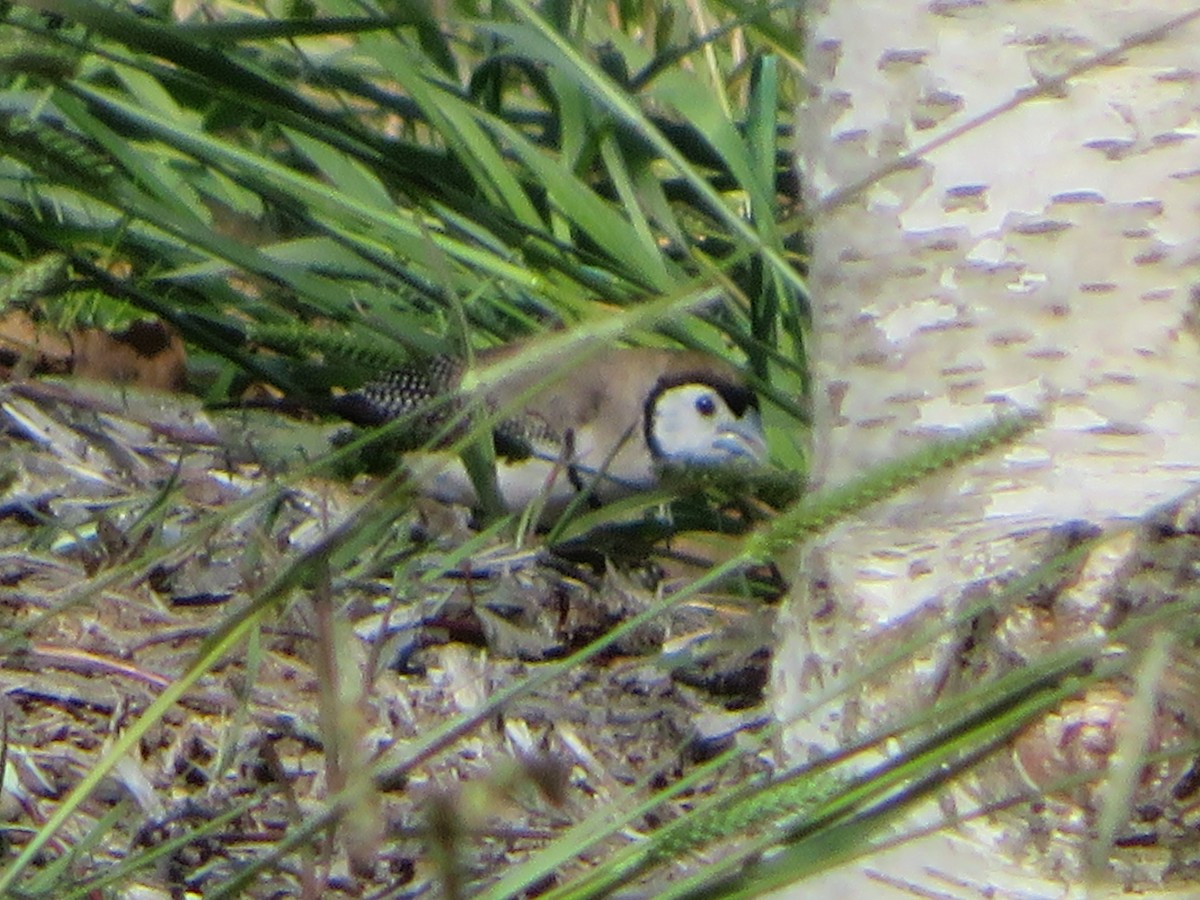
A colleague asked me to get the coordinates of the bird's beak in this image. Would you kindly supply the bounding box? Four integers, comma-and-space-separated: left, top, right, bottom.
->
714, 411, 768, 463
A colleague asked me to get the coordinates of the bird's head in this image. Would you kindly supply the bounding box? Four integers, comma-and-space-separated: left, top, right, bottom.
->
644, 376, 767, 467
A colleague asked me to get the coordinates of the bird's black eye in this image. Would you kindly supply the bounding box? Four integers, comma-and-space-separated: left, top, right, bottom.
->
695, 393, 717, 417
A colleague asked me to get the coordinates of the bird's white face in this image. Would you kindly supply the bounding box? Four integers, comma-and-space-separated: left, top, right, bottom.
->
647, 383, 767, 466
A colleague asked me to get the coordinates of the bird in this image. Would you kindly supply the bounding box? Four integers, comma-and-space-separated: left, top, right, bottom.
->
332, 343, 768, 516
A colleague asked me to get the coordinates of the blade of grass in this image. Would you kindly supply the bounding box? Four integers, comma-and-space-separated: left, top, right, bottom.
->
478, 1, 806, 301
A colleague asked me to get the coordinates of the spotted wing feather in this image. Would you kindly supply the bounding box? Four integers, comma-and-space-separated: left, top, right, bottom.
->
334, 355, 563, 459
332, 355, 463, 450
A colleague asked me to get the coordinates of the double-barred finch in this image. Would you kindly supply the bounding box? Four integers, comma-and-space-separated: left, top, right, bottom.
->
333, 344, 767, 514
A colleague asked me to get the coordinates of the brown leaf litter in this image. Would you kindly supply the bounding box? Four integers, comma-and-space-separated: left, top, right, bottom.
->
0, 376, 778, 898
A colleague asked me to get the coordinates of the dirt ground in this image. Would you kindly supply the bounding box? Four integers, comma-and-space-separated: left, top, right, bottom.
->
0, 377, 780, 897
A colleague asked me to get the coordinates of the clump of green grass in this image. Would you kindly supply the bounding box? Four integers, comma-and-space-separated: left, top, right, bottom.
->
0, 1, 814, 897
